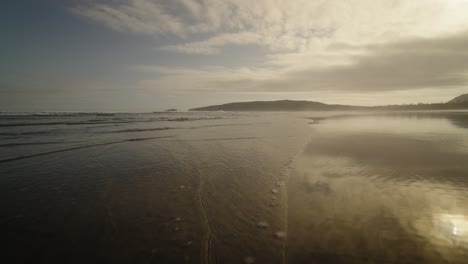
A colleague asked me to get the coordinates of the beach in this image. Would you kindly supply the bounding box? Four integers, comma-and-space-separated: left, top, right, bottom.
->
2, 111, 468, 263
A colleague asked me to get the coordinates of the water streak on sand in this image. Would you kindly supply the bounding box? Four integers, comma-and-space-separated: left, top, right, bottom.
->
281, 157, 300, 264
281, 167, 290, 264
185, 143, 215, 264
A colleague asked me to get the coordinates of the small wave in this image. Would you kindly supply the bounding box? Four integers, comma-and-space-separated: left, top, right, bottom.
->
184, 137, 258, 141
0, 135, 175, 164
125, 136, 174, 142
194, 122, 269, 128
0, 141, 81, 147
102, 123, 266, 134
0, 120, 142, 127
112, 127, 173, 133
0, 131, 54, 136
161, 117, 225, 122
0, 112, 119, 117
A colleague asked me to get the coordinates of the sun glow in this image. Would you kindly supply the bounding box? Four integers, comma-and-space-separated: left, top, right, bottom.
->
436, 214, 468, 244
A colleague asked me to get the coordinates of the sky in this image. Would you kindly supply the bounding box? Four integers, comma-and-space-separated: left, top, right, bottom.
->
2, 0, 468, 112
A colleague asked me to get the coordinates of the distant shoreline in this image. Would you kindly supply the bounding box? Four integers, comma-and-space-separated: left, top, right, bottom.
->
189, 98, 468, 112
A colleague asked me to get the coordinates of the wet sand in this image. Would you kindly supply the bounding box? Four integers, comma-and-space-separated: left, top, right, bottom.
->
1, 111, 468, 263
288, 113, 468, 264
1, 113, 310, 263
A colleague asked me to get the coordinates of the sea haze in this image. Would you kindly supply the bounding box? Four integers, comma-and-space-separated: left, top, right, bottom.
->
1, 111, 468, 263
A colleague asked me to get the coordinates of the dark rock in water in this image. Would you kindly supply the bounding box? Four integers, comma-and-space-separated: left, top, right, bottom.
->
165, 108, 178, 112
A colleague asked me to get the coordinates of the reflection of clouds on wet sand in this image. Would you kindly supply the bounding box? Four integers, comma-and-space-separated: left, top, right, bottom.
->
306, 133, 468, 186
288, 114, 468, 263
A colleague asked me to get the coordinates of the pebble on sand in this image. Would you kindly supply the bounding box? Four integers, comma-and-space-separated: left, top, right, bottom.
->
271, 188, 279, 194
244, 256, 255, 264
182, 241, 193, 247
274, 231, 286, 239
256, 221, 269, 229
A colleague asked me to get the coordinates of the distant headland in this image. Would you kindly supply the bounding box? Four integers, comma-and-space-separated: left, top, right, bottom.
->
189, 94, 468, 111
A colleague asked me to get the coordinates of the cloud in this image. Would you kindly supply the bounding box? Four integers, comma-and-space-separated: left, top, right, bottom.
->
73, 0, 468, 94
161, 32, 262, 54
71, 1, 186, 36
132, 31, 468, 93
130, 64, 281, 92
72, 0, 468, 53
261, 32, 468, 92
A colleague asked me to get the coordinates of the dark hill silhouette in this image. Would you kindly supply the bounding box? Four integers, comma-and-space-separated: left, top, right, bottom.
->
189, 94, 468, 111
448, 94, 468, 104
189, 100, 365, 111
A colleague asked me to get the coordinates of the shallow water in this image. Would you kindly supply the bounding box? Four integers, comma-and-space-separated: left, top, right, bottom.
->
1, 111, 468, 263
